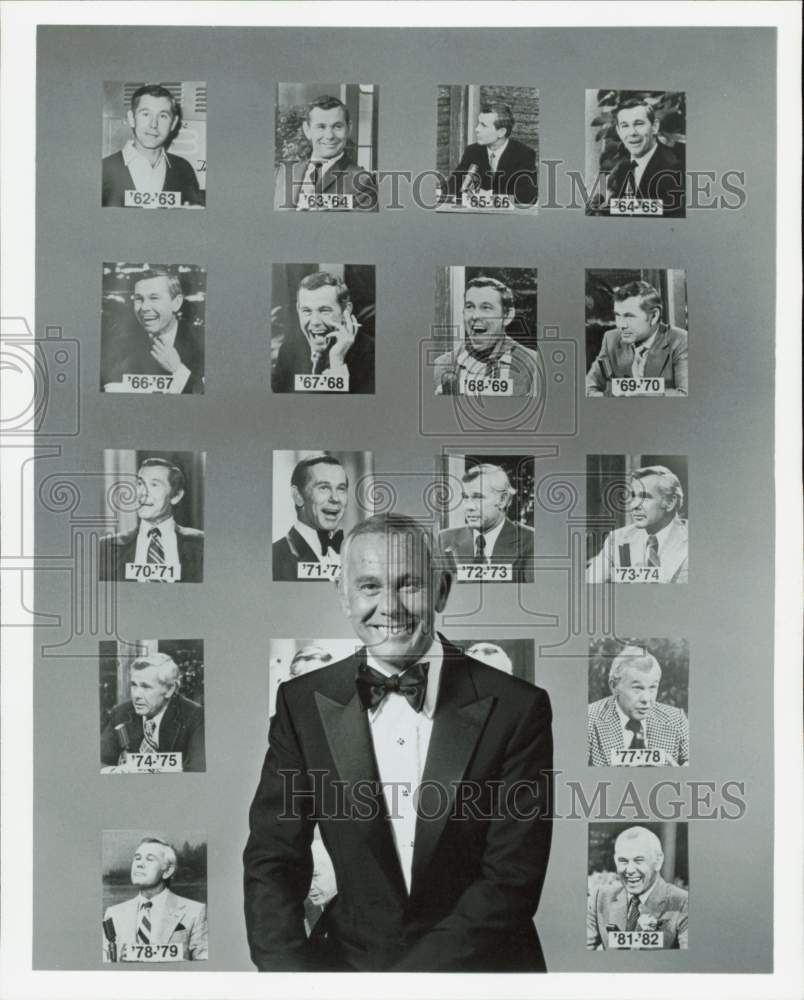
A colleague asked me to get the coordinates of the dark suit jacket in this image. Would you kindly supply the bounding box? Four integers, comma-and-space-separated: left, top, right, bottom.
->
272, 329, 375, 394
98, 523, 205, 582
272, 525, 343, 582
606, 141, 685, 217
100, 693, 206, 771
101, 149, 204, 207
243, 640, 553, 971
586, 324, 688, 396
274, 152, 378, 211
101, 317, 205, 394
447, 138, 538, 206
437, 518, 535, 583
587, 875, 688, 949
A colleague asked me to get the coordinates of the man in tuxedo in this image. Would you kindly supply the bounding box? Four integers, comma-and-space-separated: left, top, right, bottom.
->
586, 280, 688, 396
103, 837, 208, 961
272, 455, 349, 581
587, 826, 688, 949
272, 271, 374, 393
102, 84, 203, 207
587, 647, 689, 766
437, 463, 535, 582
99, 457, 204, 583
100, 652, 205, 771
447, 101, 538, 207
587, 465, 688, 584
245, 513, 553, 971
274, 95, 377, 212
602, 97, 685, 217
102, 269, 204, 393
433, 276, 541, 397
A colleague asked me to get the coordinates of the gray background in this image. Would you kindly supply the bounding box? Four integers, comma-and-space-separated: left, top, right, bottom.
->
35, 26, 774, 972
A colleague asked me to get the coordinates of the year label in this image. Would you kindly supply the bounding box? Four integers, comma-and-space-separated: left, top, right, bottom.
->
294, 374, 349, 392
456, 563, 513, 582
612, 377, 665, 397
613, 566, 660, 584
459, 374, 513, 396
122, 752, 182, 773
608, 930, 662, 949
123, 189, 181, 209
124, 562, 180, 582
301, 193, 353, 211
121, 942, 183, 962
297, 562, 340, 580
122, 374, 175, 394
465, 193, 513, 210
610, 748, 668, 767
609, 198, 663, 216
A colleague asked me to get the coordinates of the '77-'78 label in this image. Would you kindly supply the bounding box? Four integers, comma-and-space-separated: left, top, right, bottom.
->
610, 748, 670, 767
120, 942, 184, 962
456, 563, 513, 582
613, 566, 660, 584
611, 377, 665, 397
297, 561, 340, 580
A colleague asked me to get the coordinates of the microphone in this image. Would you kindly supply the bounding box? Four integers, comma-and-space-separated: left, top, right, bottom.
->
114, 722, 131, 768
440, 370, 460, 396
460, 163, 480, 196
103, 918, 118, 963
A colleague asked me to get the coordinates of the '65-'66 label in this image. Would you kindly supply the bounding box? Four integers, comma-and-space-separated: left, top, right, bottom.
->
456, 563, 513, 582
124, 562, 180, 582
611, 377, 665, 397
297, 562, 340, 581
123, 189, 181, 209
608, 930, 662, 949
120, 942, 184, 962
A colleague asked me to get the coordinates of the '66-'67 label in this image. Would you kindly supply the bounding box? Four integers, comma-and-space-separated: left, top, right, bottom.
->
300, 192, 353, 211
609, 197, 664, 216
120, 752, 183, 773
120, 942, 184, 962
123, 189, 181, 209
459, 373, 513, 396
294, 374, 349, 392
613, 566, 660, 584
608, 930, 662, 949
610, 748, 670, 767
456, 563, 513, 582
297, 561, 340, 580
122, 374, 176, 393
124, 562, 180, 582
611, 377, 665, 397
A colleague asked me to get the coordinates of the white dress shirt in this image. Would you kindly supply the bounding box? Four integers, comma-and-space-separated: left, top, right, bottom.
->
630, 330, 657, 378
486, 139, 508, 173
472, 515, 507, 559
293, 519, 341, 567
134, 516, 180, 581
638, 516, 676, 565
122, 140, 170, 195
296, 152, 346, 211
365, 639, 443, 892
614, 701, 644, 747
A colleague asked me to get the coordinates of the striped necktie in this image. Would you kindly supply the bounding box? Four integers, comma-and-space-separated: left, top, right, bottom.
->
625, 893, 641, 931
136, 900, 153, 944
139, 718, 158, 754
146, 527, 165, 565
646, 534, 660, 568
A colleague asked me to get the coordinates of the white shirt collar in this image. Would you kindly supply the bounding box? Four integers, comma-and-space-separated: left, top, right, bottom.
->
614, 699, 643, 735
123, 138, 171, 170
143, 700, 170, 739
473, 515, 507, 558
148, 317, 179, 347
137, 516, 176, 539
632, 329, 658, 356
294, 518, 340, 562
137, 885, 169, 917
647, 516, 678, 551
314, 151, 346, 179
365, 637, 443, 721
631, 140, 658, 166
487, 139, 509, 166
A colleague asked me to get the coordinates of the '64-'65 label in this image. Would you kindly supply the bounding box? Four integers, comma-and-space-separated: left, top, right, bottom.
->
613, 566, 660, 584
123, 374, 175, 393
612, 377, 665, 397
610, 748, 670, 767
120, 942, 184, 962
294, 374, 349, 392
300, 192, 353, 211
608, 930, 662, 949
123, 189, 181, 209
297, 561, 340, 580
609, 197, 663, 216
121, 752, 182, 773
456, 563, 513, 582
459, 373, 513, 396
124, 562, 180, 582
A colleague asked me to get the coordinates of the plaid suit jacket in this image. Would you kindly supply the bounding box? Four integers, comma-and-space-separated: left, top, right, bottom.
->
587, 696, 689, 766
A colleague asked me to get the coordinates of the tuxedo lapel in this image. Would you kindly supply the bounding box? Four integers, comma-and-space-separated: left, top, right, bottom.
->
410, 648, 494, 896
287, 526, 319, 563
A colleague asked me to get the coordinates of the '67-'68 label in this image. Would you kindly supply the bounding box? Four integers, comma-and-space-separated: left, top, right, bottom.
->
123, 189, 181, 209
611, 377, 665, 397
459, 373, 513, 396
120, 942, 184, 962
613, 566, 660, 584
609, 197, 663, 216
123, 374, 175, 393
610, 748, 670, 767
124, 562, 180, 582
300, 192, 353, 211
456, 563, 513, 582
297, 561, 340, 580
608, 930, 662, 949
294, 374, 349, 392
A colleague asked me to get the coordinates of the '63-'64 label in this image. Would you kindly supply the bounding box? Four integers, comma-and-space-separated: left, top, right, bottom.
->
300, 193, 353, 211
456, 563, 513, 582
120, 942, 184, 962
123, 189, 181, 209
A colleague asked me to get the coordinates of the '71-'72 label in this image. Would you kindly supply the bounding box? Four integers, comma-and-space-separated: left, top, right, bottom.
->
297, 562, 340, 580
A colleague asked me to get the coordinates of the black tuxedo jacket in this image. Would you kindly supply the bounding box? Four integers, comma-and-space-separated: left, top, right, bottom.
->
100, 693, 206, 771
101, 149, 204, 207
98, 523, 204, 582
272, 525, 343, 581
606, 141, 686, 217
437, 518, 536, 583
101, 317, 205, 393
243, 640, 553, 971
272, 329, 375, 394
447, 138, 538, 206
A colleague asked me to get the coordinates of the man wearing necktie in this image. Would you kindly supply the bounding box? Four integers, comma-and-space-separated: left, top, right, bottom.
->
272, 455, 349, 581
586, 826, 688, 949
586, 464, 689, 584
245, 513, 553, 971
587, 647, 689, 766
102, 837, 208, 961
585, 280, 688, 397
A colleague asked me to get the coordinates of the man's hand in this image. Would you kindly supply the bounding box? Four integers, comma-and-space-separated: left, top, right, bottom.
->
150, 337, 184, 374
326, 313, 359, 368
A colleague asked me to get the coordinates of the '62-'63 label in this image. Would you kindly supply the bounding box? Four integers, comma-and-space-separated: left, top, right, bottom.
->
456, 563, 513, 582
608, 930, 662, 949
297, 562, 340, 581
459, 374, 513, 396
123, 189, 181, 209
294, 374, 349, 392
609, 198, 664, 216
300, 193, 353, 211
611, 377, 665, 397
124, 562, 181, 582
613, 566, 660, 584
123, 374, 176, 393
120, 943, 184, 962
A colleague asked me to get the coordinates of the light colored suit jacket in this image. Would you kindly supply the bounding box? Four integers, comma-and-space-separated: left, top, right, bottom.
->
586, 324, 688, 396
103, 888, 208, 961
587, 875, 688, 949
586, 519, 688, 584
587, 696, 689, 766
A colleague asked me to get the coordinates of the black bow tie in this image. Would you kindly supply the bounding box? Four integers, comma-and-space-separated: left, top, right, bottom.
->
317, 529, 343, 556
356, 661, 429, 713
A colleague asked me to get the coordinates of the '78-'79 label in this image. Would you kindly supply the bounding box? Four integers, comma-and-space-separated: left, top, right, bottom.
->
119, 942, 184, 962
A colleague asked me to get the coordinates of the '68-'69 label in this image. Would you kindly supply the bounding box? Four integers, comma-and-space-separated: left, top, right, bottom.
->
123, 189, 181, 209
459, 373, 513, 396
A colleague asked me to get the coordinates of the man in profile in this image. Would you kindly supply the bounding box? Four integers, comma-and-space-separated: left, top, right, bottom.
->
437, 463, 535, 582
447, 101, 538, 207
587, 826, 688, 949
102, 84, 203, 207
274, 95, 377, 211
587, 465, 688, 584
272, 271, 374, 393
433, 276, 540, 397
586, 281, 687, 396
290, 644, 335, 677
587, 647, 689, 766
272, 455, 349, 581
602, 97, 685, 217
245, 513, 553, 971
465, 641, 514, 675
103, 837, 208, 961
99, 457, 204, 583
100, 652, 205, 771
102, 268, 204, 393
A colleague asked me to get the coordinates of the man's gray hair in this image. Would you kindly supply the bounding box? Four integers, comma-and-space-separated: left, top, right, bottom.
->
632, 465, 684, 512
131, 652, 180, 689
609, 647, 661, 686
